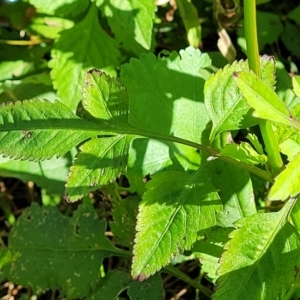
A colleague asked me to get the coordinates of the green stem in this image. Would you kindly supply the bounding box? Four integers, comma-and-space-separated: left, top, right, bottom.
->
163, 265, 212, 298
291, 196, 300, 233
244, 0, 283, 175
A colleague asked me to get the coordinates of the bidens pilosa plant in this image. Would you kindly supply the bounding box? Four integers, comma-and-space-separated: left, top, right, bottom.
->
1, 0, 300, 299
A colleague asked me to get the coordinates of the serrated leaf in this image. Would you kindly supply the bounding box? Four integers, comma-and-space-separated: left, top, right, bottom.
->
220, 142, 267, 165
268, 153, 300, 201
246, 133, 264, 155
97, 0, 156, 54
121, 47, 211, 145
293, 75, 300, 99
65, 135, 133, 202
207, 160, 256, 227
192, 227, 232, 282
205, 56, 275, 142
82, 69, 129, 128
132, 167, 222, 279
50, 4, 120, 110
0, 99, 112, 160
3, 203, 128, 299
214, 199, 300, 300
234, 71, 300, 130
25, 0, 90, 16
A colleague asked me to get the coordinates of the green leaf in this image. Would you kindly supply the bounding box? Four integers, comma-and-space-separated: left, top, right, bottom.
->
3, 203, 128, 299
279, 138, 300, 161
27, 16, 74, 39
110, 195, 139, 249
82, 69, 129, 128
233, 71, 300, 130
207, 160, 256, 227
96, 0, 156, 54
176, 0, 201, 48
268, 153, 300, 201
288, 4, 300, 26
246, 133, 264, 155
214, 199, 300, 300
293, 75, 300, 99
0, 154, 71, 194
0, 72, 57, 103
65, 135, 133, 202
128, 273, 165, 300
192, 227, 232, 282
50, 4, 120, 110
132, 167, 222, 279
121, 47, 211, 145
220, 142, 267, 165
85, 270, 131, 300
25, 0, 90, 16
205, 56, 275, 142
0, 99, 112, 160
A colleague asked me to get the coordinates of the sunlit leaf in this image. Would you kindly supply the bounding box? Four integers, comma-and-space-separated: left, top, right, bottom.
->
50, 4, 120, 110
268, 153, 300, 201
214, 199, 300, 300
132, 167, 221, 279
205, 56, 275, 142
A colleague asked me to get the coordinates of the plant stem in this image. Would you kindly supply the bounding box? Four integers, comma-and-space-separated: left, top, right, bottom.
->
244, 0, 283, 175
291, 196, 300, 233
163, 265, 212, 298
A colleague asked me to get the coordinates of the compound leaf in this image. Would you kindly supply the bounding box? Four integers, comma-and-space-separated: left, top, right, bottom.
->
3, 203, 128, 299
0, 99, 112, 160
269, 152, 300, 201
50, 4, 120, 110
205, 56, 275, 142
65, 135, 133, 202
214, 199, 300, 300
132, 167, 222, 279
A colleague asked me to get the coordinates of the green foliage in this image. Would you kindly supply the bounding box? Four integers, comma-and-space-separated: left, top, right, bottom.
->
1, 0, 300, 299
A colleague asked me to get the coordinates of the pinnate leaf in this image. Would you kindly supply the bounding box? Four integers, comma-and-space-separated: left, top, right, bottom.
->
0, 99, 109, 160
65, 135, 133, 202
82, 69, 129, 127
205, 56, 275, 142
50, 4, 120, 110
132, 167, 221, 279
214, 199, 300, 300
268, 153, 300, 201
3, 203, 127, 299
